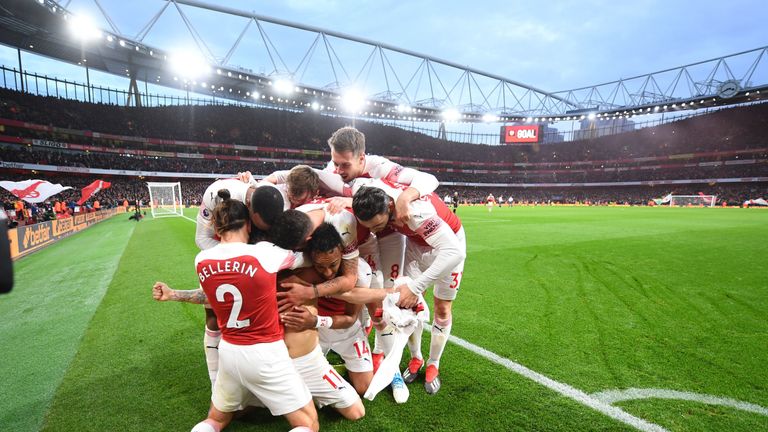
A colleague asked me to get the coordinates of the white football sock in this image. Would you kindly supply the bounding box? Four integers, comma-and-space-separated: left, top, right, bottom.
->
375, 323, 396, 356
428, 316, 452, 369
406, 320, 424, 360
204, 326, 221, 387
373, 329, 384, 355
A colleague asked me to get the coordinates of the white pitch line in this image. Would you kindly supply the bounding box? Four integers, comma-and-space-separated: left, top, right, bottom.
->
592, 388, 768, 416
178, 212, 666, 431
180, 214, 198, 224
442, 331, 669, 432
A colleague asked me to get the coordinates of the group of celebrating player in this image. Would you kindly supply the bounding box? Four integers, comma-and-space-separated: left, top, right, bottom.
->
151, 126, 467, 432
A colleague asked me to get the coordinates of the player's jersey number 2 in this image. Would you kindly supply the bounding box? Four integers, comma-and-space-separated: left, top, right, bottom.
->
216, 284, 250, 328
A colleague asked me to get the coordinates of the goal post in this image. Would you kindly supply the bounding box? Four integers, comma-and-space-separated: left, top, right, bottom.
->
147, 182, 183, 218
668, 195, 717, 207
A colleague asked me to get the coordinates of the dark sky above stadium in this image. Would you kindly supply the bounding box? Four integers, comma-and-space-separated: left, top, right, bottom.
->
51, 0, 768, 91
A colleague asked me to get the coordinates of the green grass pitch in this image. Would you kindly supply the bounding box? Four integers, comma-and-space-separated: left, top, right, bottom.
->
1, 206, 767, 431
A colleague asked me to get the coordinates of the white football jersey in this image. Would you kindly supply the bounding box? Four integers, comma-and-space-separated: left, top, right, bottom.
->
296, 201, 361, 260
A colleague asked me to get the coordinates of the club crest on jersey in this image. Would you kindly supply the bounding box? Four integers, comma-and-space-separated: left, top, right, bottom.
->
201, 208, 211, 219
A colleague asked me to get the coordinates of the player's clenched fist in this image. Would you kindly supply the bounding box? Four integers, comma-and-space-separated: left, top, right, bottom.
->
153, 281, 174, 301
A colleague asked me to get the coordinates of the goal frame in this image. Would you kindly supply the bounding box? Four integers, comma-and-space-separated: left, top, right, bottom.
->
147, 182, 184, 218
668, 195, 716, 207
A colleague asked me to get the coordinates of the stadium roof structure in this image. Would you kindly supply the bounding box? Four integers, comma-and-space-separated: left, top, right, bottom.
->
1, 0, 767, 124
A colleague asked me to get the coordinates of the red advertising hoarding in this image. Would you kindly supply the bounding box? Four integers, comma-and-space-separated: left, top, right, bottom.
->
500, 125, 540, 144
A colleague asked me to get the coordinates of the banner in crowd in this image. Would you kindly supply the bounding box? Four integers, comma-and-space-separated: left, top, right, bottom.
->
0, 179, 72, 203
744, 198, 768, 206
6, 207, 123, 259
32, 139, 68, 149
77, 180, 112, 205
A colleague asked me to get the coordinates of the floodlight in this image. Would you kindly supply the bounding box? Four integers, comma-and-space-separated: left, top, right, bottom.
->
168, 50, 212, 79
69, 14, 101, 41
587, 112, 596, 120
273, 79, 294, 94
482, 113, 499, 123
341, 89, 365, 112
441, 108, 460, 122
311, 102, 320, 110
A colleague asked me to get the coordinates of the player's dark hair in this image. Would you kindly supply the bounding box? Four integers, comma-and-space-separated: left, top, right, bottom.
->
211, 189, 249, 236
352, 186, 390, 221
251, 185, 284, 227
307, 222, 343, 255
269, 209, 313, 250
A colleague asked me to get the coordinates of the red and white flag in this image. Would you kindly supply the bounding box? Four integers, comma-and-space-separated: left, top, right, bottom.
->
77, 180, 111, 205
0, 179, 72, 204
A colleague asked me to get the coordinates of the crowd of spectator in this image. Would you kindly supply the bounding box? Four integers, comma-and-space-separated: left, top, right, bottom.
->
1, 173, 765, 228
0, 174, 214, 226
0, 87, 766, 209
2, 87, 767, 164
438, 182, 765, 206
3, 143, 765, 184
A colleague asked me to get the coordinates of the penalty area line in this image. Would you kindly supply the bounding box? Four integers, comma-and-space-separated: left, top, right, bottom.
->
441, 330, 669, 432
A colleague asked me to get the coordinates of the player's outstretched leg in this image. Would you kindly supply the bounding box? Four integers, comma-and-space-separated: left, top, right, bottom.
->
425, 298, 453, 395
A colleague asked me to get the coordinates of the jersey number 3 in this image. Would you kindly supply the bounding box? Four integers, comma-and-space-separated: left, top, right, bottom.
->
216, 284, 250, 328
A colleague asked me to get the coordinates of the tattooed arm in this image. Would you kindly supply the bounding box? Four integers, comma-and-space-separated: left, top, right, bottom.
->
317, 257, 358, 296
152, 281, 209, 306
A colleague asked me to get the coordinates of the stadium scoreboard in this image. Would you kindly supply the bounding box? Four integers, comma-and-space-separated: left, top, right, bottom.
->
500, 125, 540, 144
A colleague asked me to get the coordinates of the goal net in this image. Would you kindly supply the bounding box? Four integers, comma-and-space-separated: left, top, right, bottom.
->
668, 195, 716, 207
147, 182, 183, 218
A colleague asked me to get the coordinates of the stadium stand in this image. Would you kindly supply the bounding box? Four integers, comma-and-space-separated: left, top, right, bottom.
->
0, 88, 765, 206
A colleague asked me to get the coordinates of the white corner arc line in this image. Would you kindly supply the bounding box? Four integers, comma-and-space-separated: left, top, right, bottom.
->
178, 213, 665, 431
591, 388, 768, 416
444, 332, 669, 432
